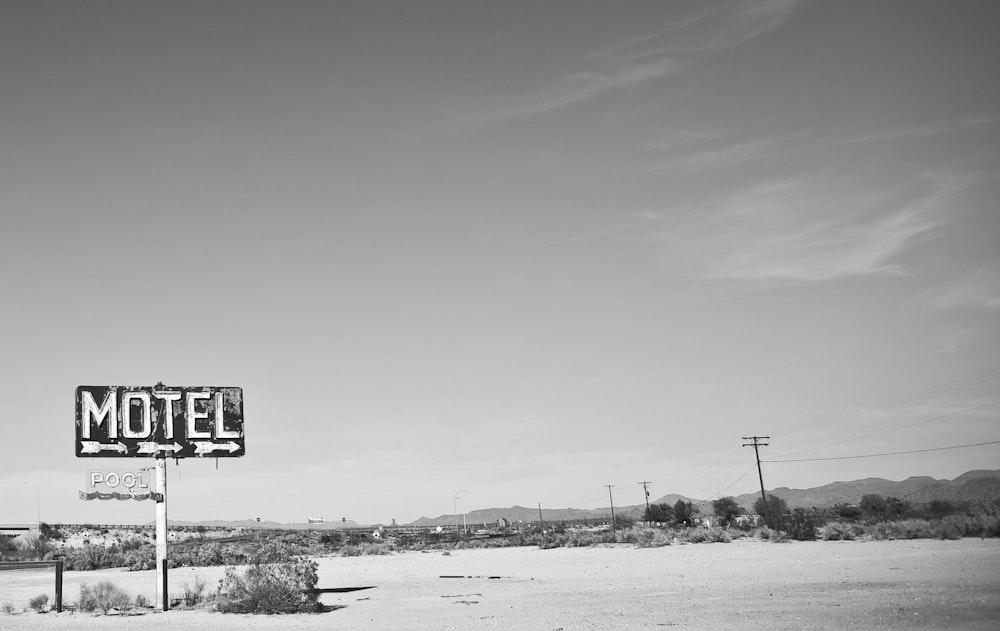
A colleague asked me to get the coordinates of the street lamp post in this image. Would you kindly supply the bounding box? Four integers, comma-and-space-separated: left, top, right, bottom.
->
453, 490, 467, 535
20, 481, 39, 529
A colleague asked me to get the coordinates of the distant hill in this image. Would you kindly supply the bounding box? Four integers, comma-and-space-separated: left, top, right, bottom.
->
409, 499, 698, 528
728, 469, 1000, 512
407, 470, 1000, 525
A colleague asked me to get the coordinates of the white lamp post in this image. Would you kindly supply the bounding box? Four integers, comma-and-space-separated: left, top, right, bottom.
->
20, 480, 39, 529
453, 490, 467, 535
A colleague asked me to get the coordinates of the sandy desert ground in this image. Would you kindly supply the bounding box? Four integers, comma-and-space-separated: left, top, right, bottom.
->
2, 538, 998, 630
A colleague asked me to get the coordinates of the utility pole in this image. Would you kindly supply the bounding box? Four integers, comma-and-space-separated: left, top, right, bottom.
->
605, 485, 616, 541
743, 436, 770, 523
537, 503, 543, 525
637, 481, 652, 512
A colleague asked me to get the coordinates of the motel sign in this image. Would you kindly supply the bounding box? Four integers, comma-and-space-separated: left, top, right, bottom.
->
75, 385, 245, 458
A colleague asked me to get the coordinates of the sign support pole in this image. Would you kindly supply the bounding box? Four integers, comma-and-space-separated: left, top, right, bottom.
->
155, 454, 168, 611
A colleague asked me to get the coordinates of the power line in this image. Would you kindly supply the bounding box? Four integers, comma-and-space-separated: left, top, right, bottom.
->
775, 398, 1000, 459
764, 439, 1000, 463
702, 465, 756, 501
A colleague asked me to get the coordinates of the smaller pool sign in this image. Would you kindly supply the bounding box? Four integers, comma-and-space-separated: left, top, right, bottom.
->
87, 468, 152, 493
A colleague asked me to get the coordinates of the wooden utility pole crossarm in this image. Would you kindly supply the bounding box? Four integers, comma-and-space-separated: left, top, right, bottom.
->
637, 481, 651, 511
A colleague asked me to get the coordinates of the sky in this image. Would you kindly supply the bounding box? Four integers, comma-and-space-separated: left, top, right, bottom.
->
1, 0, 998, 527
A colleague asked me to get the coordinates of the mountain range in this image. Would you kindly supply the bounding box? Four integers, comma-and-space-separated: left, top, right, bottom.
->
407, 469, 1000, 528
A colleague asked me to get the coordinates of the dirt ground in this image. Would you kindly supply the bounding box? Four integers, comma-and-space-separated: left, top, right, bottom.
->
1, 538, 998, 630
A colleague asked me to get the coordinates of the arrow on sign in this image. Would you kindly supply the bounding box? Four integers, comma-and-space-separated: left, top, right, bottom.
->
137, 442, 184, 454
79, 441, 128, 454
193, 441, 240, 455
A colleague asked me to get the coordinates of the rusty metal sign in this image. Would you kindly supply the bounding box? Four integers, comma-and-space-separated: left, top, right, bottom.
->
75, 385, 245, 458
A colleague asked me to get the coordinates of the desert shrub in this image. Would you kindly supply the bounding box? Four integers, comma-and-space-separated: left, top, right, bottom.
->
925, 499, 955, 520
879, 519, 935, 540
180, 576, 207, 606
643, 503, 674, 523
622, 527, 657, 547
536, 532, 566, 550
704, 527, 732, 543
673, 500, 698, 527
938, 518, 963, 541
39, 523, 63, 541
134, 594, 150, 609
215, 542, 319, 614
220, 545, 250, 565
712, 497, 742, 527
453, 538, 490, 550
61, 543, 122, 571
755, 526, 788, 542
116, 536, 145, 552
832, 503, 862, 521
820, 521, 856, 541
2, 601, 18, 615
337, 542, 395, 556
358, 542, 393, 555
787, 508, 821, 541
679, 527, 731, 544
962, 511, 1000, 538
124, 547, 154, 571
753, 496, 789, 531
317, 532, 342, 546
14, 532, 53, 559
78, 581, 133, 614
196, 543, 223, 566
564, 530, 597, 547
860, 495, 910, 522
28, 594, 49, 613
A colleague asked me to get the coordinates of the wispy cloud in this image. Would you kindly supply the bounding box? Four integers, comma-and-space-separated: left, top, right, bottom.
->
647, 128, 728, 150
915, 262, 1000, 312
494, 60, 677, 121
646, 172, 968, 284
930, 326, 984, 353
838, 114, 1000, 146
594, 0, 801, 60
447, 0, 801, 133
650, 137, 786, 171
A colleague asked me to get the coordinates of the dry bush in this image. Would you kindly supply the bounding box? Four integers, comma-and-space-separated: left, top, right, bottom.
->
755, 527, 789, 542
28, 594, 49, 613
78, 581, 133, 614
13, 532, 53, 560
820, 521, 857, 541
338, 542, 394, 556
625, 527, 674, 548
215, 542, 319, 614
180, 576, 208, 606
680, 527, 731, 544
